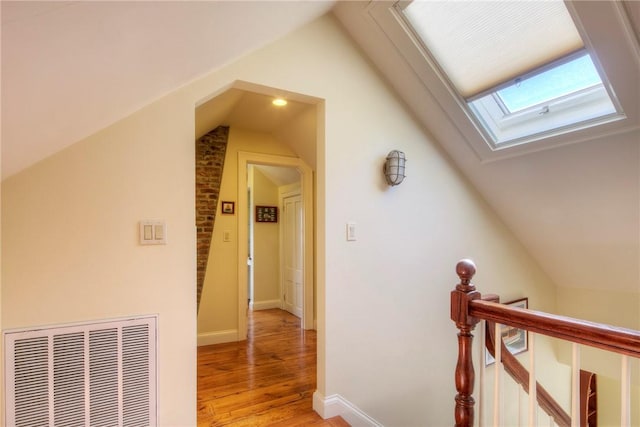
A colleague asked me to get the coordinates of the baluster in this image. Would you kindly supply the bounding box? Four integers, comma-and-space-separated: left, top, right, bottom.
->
528, 332, 537, 427
451, 259, 481, 427
479, 320, 486, 427
518, 386, 523, 427
571, 344, 580, 427
621, 355, 630, 426
494, 321, 502, 426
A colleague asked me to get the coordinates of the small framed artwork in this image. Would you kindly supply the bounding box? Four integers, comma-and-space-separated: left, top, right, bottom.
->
485, 297, 528, 365
221, 201, 235, 215
256, 206, 278, 223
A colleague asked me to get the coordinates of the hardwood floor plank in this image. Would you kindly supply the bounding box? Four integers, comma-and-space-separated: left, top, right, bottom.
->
198, 309, 349, 426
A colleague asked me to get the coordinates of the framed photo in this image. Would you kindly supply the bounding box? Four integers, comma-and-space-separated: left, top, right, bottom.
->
221, 201, 235, 215
256, 206, 278, 223
486, 297, 528, 365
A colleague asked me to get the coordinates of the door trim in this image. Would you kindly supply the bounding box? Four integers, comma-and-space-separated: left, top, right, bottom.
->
237, 152, 314, 340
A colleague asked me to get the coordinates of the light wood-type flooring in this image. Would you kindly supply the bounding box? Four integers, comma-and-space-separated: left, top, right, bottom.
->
197, 309, 349, 426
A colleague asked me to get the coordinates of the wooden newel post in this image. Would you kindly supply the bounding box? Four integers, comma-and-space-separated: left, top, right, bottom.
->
450, 259, 481, 427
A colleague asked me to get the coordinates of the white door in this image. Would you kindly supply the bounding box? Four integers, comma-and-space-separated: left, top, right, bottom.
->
283, 194, 303, 318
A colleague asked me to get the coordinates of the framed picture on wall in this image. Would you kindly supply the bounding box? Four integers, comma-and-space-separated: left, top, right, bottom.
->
221, 201, 235, 215
485, 297, 528, 365
256, 206, 278, 223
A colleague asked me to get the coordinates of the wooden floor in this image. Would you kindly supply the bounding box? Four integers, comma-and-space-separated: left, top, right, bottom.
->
197, 309, 349, 426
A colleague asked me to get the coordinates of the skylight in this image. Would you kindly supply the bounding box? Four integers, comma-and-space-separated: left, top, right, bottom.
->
399, 0, 625, 149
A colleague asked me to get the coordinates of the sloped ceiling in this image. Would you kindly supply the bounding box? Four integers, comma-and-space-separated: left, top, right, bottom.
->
1, 0, 334, 179
2, 1, 639, 294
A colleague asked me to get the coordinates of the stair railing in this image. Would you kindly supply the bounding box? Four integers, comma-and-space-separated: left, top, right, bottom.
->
451, 259, 640, 427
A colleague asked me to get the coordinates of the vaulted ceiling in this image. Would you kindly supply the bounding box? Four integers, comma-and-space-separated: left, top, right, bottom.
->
1, 0, 333, 179
2, 1, 639, 293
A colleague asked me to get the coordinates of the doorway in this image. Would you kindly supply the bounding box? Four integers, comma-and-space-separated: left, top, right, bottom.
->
237, 152, 314, 341
247, 165, 303, 319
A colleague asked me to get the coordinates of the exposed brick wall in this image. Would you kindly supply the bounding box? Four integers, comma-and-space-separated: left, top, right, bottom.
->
196, 126, 229, 311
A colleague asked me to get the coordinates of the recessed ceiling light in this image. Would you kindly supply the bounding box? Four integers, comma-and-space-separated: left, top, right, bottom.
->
272, 98, 287, 107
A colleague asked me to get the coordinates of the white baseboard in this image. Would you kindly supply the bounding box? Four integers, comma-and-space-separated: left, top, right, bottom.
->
312, 391, 382, 427
251, 299, 281, 311
197, 329, 238, 346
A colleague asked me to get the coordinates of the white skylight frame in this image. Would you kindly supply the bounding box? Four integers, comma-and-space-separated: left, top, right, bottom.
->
397, 0, 626, 151
466, 52, 624, 149
364, 1, 639, 161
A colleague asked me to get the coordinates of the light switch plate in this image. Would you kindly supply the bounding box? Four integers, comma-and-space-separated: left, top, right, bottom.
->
139, 221, 167, 245
347, 222, 357, 241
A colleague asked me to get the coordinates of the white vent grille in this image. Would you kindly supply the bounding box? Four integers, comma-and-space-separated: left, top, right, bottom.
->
5, 316, 157, 427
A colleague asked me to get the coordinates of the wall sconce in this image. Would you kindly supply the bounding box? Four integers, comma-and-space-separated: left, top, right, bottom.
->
383, 150, 406, 186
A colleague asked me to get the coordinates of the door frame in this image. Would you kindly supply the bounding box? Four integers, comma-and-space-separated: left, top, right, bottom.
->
237, 151, 314, 339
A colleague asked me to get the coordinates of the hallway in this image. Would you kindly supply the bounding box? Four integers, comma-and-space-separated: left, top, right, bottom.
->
197, 309, 348, 426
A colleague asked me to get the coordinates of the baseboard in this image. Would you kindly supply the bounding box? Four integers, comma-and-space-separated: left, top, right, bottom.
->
312, 391, 382, 427
251, 299, 281, 310
197, 329, 238, 346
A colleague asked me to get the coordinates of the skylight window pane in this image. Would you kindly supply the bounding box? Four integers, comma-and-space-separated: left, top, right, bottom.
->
497, 54, 603, 113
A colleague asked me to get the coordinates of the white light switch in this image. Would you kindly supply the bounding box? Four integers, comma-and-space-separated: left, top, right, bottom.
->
154, 224, 164, 240
143, 225, 153, 241
223, 230, 231, 242
346, 222, 357, 241
139, 221, 167, 245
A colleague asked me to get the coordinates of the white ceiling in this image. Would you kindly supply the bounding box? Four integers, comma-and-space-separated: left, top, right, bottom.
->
2, 1, 639, 294
1, 0, 334, 179
194, 88, 313, 140
254, 165, 301, 187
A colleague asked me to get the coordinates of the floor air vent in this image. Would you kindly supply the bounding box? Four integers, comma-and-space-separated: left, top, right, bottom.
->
5, 316, 157, 427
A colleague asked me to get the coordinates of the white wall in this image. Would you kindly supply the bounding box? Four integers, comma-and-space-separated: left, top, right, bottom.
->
3, 14, 568, 425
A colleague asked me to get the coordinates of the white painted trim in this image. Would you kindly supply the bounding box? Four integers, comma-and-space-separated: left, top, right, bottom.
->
197, 329, 238, 346
251, 299, 282, 311
312, 391, 383, 427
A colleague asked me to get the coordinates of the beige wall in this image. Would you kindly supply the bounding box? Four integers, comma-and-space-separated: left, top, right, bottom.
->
252, 168, 281, 305
191, 14, 562, 425
2, 93, 197, 425
0, 119, 3, 420
557, 286, 640, 426
2, 13, 596, 424
197, 128, 297, 342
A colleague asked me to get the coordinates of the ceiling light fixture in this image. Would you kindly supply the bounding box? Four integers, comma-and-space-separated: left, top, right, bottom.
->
272, 98, 287, 107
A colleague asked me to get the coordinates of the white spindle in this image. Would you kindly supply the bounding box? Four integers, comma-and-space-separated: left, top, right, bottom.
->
479, 320, 485, 427
494, 322, 503, 426
571, 344, 580, 427
528, 332, 537, 427
621, 355, 630, 426
518, 386, 523, 427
